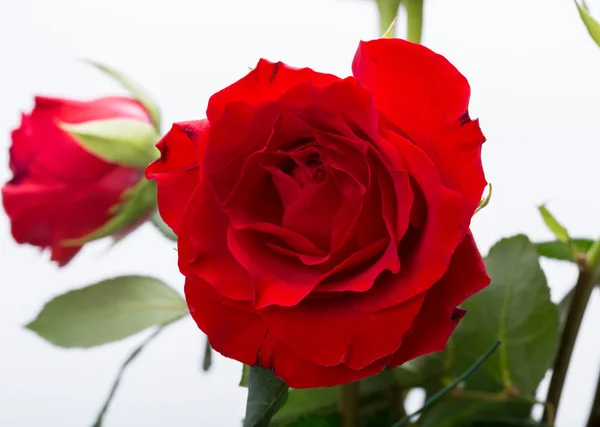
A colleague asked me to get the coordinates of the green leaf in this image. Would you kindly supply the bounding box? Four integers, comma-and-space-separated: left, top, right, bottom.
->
150, 209, 177, 241
202, 338, 212, 372
576, 0, 600, 47
26, 276, 188, 348
244, 366, 289, 427
404, 0, 424, 44
417, 399, 533, 427
538, 205, 569, 243
61, 118, 160, 169
535, 238, 593, 262
87, 60, 161, 131
62, 179, 157, 246
240, 364, 251, 387
91, 325, 168, 426
450, 235, 559, 394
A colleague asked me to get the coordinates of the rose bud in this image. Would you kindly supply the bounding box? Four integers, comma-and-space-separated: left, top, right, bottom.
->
147, 38, 490, 388
2, 95, 160, 266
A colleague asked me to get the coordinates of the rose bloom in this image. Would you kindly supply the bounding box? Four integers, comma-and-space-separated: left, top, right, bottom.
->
147, 39, 489, 388
2, 96, 151, 266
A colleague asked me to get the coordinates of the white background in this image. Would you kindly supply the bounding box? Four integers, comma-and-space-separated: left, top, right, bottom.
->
1, 0, 600, 425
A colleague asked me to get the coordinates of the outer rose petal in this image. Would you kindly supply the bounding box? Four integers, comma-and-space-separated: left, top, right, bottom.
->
352, 39, 486, 212
207, 59, 339, 123
352, 39, 469, 143
390, 232, 490, 367
261, 291, 424, 370
2, 167, 140, 265
258, 332, 393, 389
185, 277, 267, 366
146, 120, 209, 234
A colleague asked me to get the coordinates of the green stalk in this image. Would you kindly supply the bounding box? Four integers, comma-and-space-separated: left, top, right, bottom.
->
404, 0, 424, 43
339, 382, 360, 427
375, 0, 402, 36
543, 238, 600, 422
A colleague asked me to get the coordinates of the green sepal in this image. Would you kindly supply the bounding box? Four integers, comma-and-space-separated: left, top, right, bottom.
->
61, 118, 160, 169
61, 178, 157, 246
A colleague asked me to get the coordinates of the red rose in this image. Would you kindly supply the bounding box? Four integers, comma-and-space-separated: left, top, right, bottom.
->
2, 96, 153, 266
147, 39, 490, 388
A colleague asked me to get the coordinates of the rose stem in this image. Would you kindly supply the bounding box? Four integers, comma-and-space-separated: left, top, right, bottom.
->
586, 364, 600, 427
404, 0, 424, 44
543, 239, 600, 423
339, 381, 360, 427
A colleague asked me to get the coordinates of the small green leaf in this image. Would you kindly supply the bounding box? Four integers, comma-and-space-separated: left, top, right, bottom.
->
61, 118, 160, 169
26, 276, 187, 348
244, 366, 289, 427
62, 179, 157, 246
450, 235, 559, 394
535, 238, 594, 262
538, 205, 570, 243
87, 60, 161, 131
475, 183, 493, 215
576, 0, 600, 47
240, 364, 251, 387
202, 338, 212, 372
150, 209, 177, 241
91, 325, 169, 426
382, 17, 397, 38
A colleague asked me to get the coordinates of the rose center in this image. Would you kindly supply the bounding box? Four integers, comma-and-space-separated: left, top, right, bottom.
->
289, 152, 326, 187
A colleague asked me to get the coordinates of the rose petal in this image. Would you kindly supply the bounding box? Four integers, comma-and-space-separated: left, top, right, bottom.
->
352, 39, 486, 213
351, 129, 465, 312
185, 277, 267, 366
261, 292, 424, 370
207, 59, 339, 123
146, 122, 208, 234
178, 184, 253, 302
352, 39, 469, 144
257, 331, 393, 389
390, 232, 489, 367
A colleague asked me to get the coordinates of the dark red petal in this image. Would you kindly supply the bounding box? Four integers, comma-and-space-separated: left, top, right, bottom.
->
260, 292, 424, 370
390, 232, 489, 367
206, 59, 339, 123
178, 184, 253, 302
204, 102, 281, 202
257, 331, 393, 389
227, 227, 321, 308
146, 122, 208, 234
185, 277, 267, 366
351, 130, 465, 313
352, 39, 469, 143
317, 238, 395, 293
